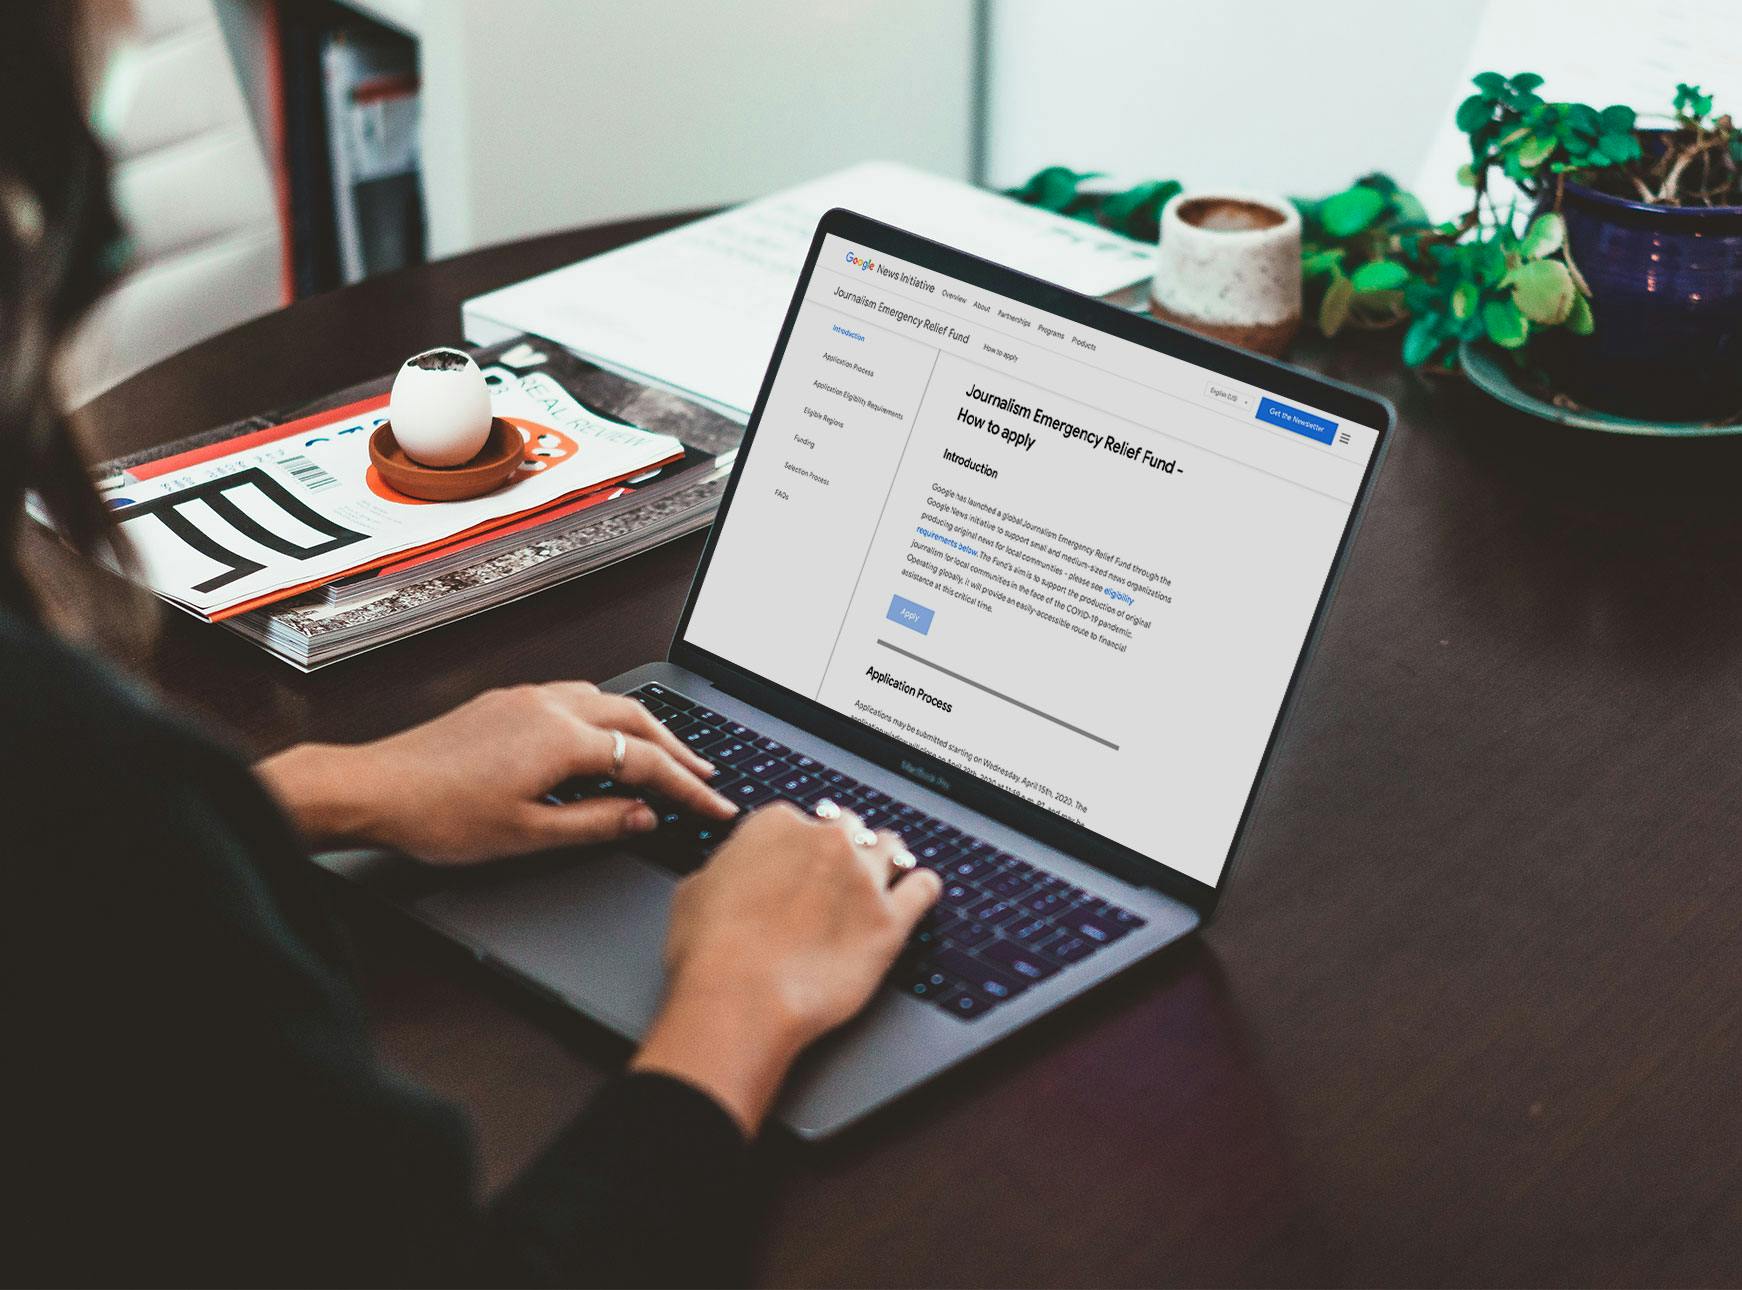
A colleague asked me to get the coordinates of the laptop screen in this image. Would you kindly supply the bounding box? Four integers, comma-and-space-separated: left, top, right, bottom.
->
681, 224, 1384, 888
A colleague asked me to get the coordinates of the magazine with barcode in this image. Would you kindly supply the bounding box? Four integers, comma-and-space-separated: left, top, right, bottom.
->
82, 336, 743, 663
225, 469, 732, 669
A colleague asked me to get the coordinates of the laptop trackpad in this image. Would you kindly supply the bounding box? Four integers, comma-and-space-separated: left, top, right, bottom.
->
412, 852, 673, 1042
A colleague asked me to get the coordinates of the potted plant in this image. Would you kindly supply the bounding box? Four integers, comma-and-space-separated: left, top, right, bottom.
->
1451, 75, 1742, 419
1011, 74, 1742, 423
1296, 74, 1742, 421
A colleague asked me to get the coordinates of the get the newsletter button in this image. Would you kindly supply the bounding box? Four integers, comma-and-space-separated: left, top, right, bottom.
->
886, 594, 934, 635
1255, 396, 1337, 444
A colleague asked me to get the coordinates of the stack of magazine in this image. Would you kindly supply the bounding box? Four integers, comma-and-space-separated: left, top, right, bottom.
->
87, 335, 742, 669
73, 164, 1153, 671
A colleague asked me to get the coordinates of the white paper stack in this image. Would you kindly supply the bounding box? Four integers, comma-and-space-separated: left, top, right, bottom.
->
462, 161, 1156, 420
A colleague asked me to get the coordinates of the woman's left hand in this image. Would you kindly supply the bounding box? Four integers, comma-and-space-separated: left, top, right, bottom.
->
256, 681, 738, 865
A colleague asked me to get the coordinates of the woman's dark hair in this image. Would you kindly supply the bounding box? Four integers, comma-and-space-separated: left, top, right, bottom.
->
0, 0, 127, 621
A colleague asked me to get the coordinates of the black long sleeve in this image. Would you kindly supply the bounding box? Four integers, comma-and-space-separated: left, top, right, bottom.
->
3, 612, 753, 1287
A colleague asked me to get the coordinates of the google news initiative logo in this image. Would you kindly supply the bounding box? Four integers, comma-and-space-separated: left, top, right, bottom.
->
843, 249, 936, 294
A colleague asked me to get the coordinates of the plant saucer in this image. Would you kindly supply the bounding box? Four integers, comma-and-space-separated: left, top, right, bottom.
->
369, 418, 526, 500
1459, 341, 1742, 438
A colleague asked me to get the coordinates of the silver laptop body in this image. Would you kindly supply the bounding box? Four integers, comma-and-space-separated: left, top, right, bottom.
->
318, 210, 1391, 1140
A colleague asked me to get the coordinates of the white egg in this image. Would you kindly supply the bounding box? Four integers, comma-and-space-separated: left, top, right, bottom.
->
389, 348, 493, 467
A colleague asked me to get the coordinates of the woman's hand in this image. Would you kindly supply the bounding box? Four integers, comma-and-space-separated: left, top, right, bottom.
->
256, 682, 737, 864
631, 800, 942, 1134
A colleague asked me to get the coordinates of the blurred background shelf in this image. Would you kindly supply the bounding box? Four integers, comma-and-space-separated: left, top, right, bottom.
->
333, 0, 422, 39
214, 0, 982, 283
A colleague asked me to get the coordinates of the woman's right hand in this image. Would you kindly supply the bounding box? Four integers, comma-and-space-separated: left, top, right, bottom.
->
630, 800, 942, 1134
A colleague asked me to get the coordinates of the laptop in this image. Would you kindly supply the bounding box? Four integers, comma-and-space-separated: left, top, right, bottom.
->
319, 209, 1393, 1140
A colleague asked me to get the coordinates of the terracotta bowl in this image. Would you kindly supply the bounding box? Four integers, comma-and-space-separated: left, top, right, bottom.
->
368, 418, 524, 501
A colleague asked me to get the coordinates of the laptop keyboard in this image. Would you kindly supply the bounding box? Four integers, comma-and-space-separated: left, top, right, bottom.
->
545, 682, 1147, 1022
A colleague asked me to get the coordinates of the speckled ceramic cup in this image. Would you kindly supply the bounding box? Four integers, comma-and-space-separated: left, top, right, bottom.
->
1149, 191, 1301, 357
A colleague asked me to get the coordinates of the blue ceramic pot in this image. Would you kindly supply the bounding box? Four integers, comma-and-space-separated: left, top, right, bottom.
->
1545, 147, 1742, 419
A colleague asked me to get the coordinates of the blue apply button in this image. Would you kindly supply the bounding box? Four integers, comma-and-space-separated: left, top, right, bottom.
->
1255, 396, 1337, 444
886, 594, 934, 635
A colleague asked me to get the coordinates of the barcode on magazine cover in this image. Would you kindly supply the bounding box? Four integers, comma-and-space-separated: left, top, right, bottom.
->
279, 454, 339, 493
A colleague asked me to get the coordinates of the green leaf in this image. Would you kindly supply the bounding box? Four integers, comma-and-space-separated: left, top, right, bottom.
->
1512, 258, 1575, 324
1102, 180, 1173, 225
1566, 291, 1594, 335
1567, 103, 1601, 139
1391, 189, 1429, 226
1146, 180, 1184, 216
1350, 260, 1410, 292
1319, 185, 1386, 237
1672, 84, 1713, 118
1318, 271, 1355, 336
1516, 134, 1556, 167
1600, 104, 1637, 132
1474, 241, 1508, 283
1598, 132, 1641, 164
1097, 186, 1143, 224
1473, 71, 1507, 98
1510, 72, 1544, 92
1009, 166, 1070, 201
1007, 172, 1042, 201
1404, 280, 1440, 314
1025, 166, 1098, 211
1301, 247, 1346, 278
1519, 212, 1565, 258
1351, 289, 1406, 323
1456, 93, 1493, 133
1452, 280, 1479, 319
1456, 162, 1478, 188
1402, 316, 1441, 366
1483, 297, 1530, 348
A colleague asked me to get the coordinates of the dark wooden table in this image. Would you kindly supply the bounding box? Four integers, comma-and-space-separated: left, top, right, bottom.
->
83, 214, 1742, 1287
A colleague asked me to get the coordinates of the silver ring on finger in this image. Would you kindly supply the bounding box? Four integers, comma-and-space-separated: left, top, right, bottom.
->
814, 798, 841, 820
609, 728, 627, 779
850, 827, 878, 848
891, 848, 917, 873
